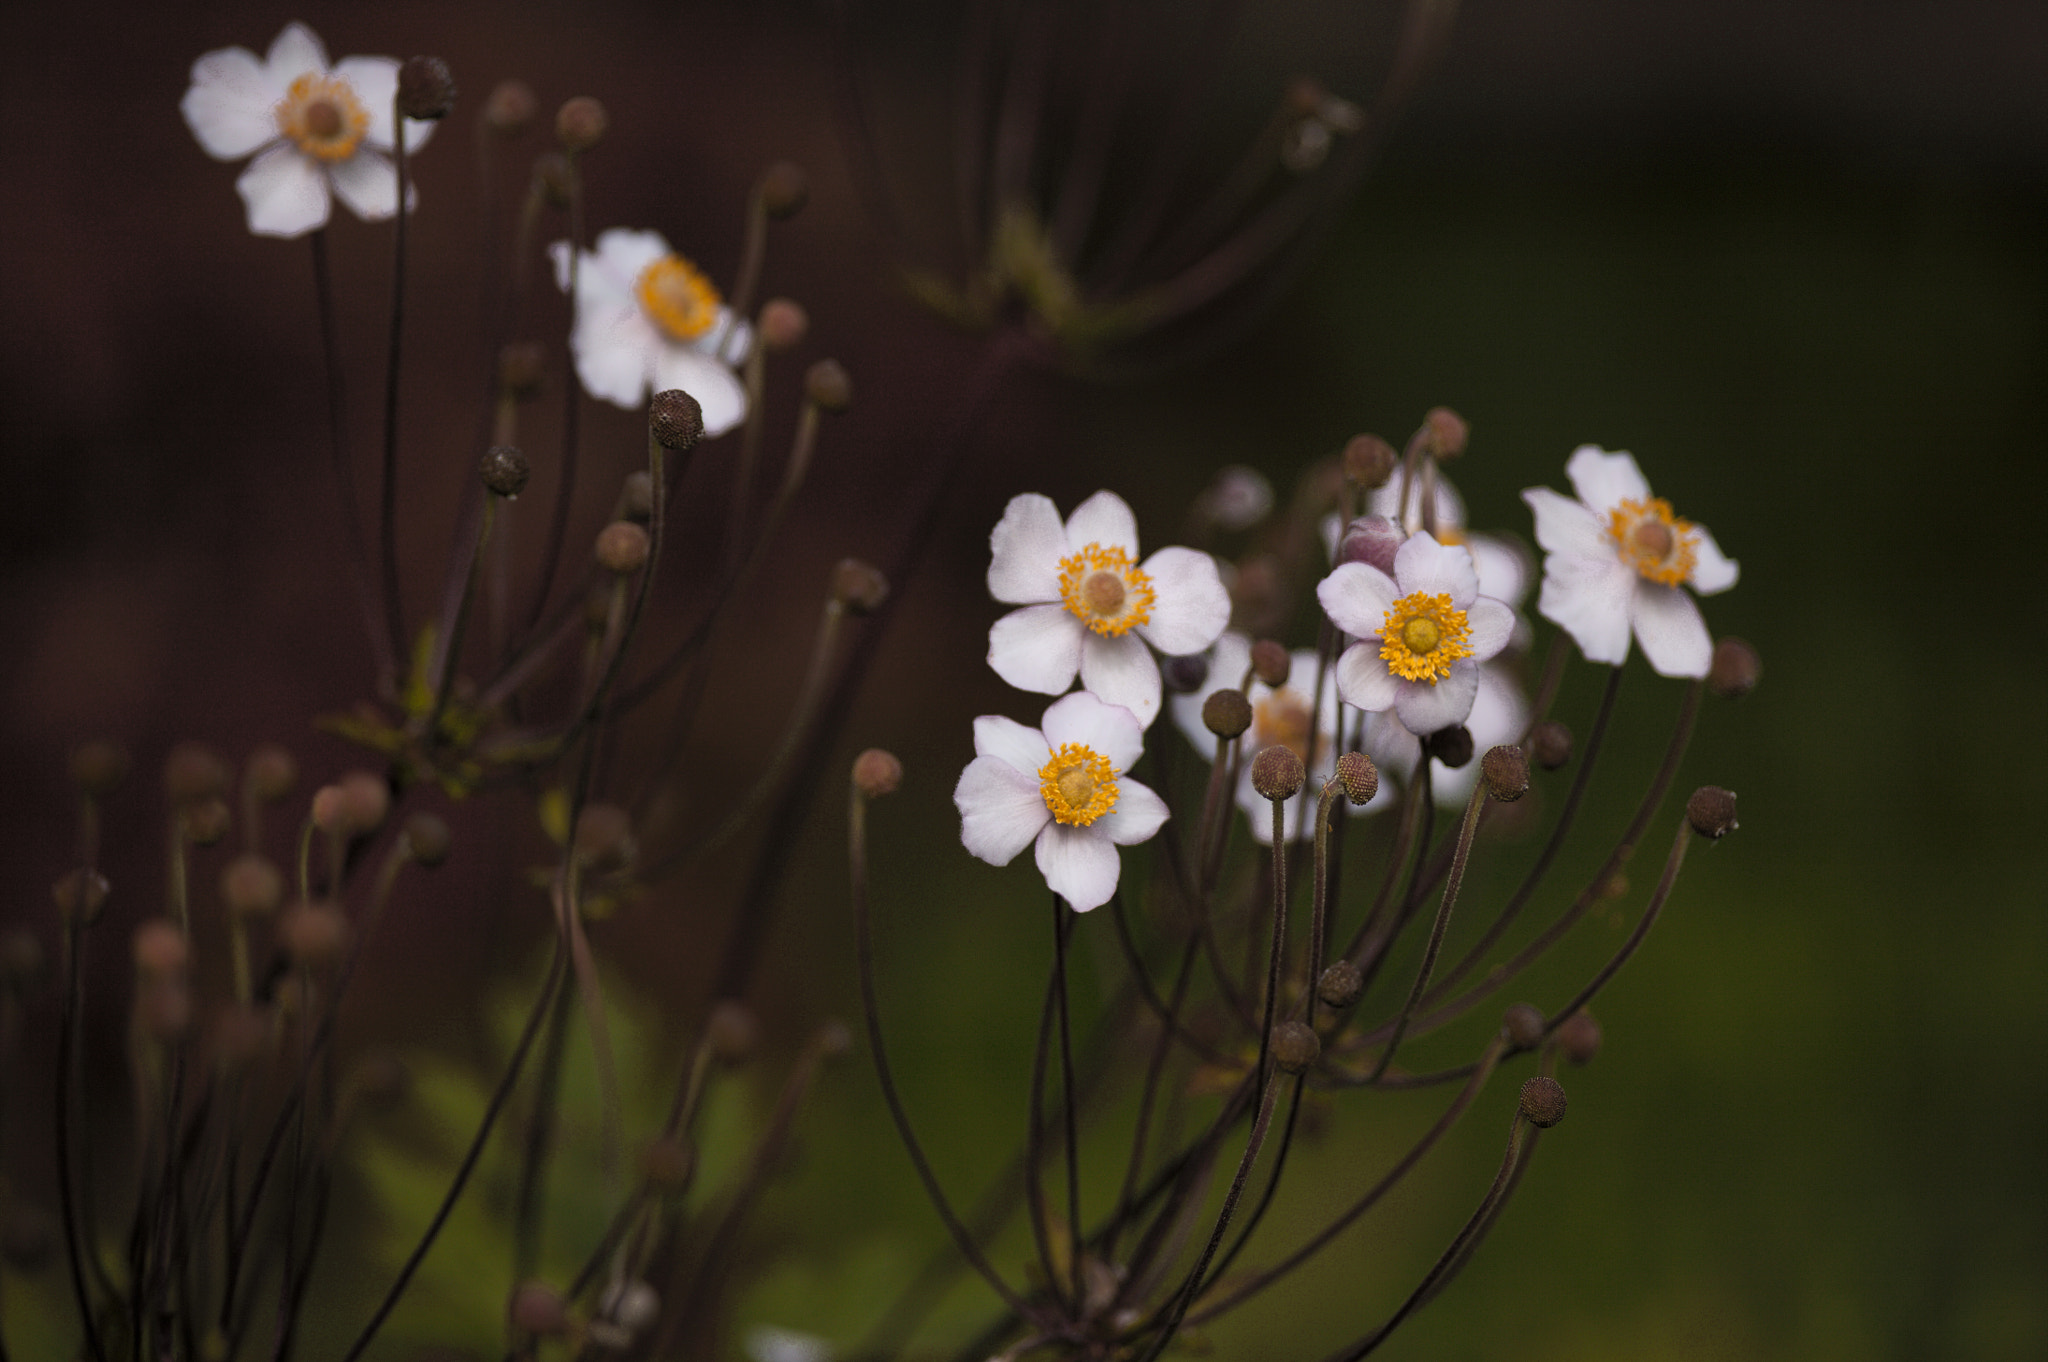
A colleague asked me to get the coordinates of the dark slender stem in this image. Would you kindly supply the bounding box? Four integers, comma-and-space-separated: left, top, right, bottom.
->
527, 156, 586, 633
379, 105, 412, 666
1052, 896, 1084, 1308
1025, 906, 1066, 1312
1368, 781, 1486, 1082
512, 973, 576, 1280
54, 916, 108, 1362
1104, 928, 1200, 1271
1546, 815, 1695, 1031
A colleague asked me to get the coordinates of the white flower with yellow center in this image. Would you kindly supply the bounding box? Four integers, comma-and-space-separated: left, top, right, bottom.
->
548, 228, 752, 435
179, 23, 438, 239
1169, 633, 1384, 843
1317, 532, 1515, 735
1359, 663, 1531, 808
953, 692, 1169, 912
986, 491, 1230, 728
1521, 446, 1738, 677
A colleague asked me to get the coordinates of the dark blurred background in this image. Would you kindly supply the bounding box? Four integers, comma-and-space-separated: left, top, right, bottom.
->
3, 1, 2045, 1358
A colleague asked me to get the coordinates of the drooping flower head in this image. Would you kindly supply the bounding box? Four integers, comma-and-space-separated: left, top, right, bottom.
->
986, 491, 1230, 728
953, 692, 1169, 911
1317, 532, 1515, 735
1521, 446, 1738, 677
180, 22, 439, 238
1170, 634, 1380, 842
549, 228, 752, 435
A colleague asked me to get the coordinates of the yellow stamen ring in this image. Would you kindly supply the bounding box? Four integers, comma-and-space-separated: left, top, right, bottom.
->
1607, 496, 1698, 586
1039, 743, 1120, 826
636, 255, 724, 343
1379, 591, 1473, 684
1057, 543, 1156, 637
276, 73, 370, 163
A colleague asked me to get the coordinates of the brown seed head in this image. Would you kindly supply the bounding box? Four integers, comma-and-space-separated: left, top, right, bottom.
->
1250, 745, 1306, 801
1556, 1012, 1603, 1066
1708, 636, 1762, 699
404, 811, 452, 867
1519, 1075, 1568, 1128
164, 740, 231, 805
1342, 434, 1399, 489
480, 445, 530, 498
595, 521, 652, 575
1249, 640, 1291, 689
1502, 1003, 1545, 1050
397, 56, 457, 120
278, 902, 350, 970
246, 743, 299, 802
1201, 688, 1252, 739
1686, 786, 1739, 839
335, 772, 391, 836
52, 869, 110, 924
1335, 751, 1379, 806
758, 297, 809, 352
483, 79, 537, 136
805, 358, 853, 412
1272, 1021, 1321, 1074
1417, 406, 1469, 460
555, 96, 608, 152
1422, 724, 1474, 770
1480, 745, 1530, 802
831, 559, 890, 614
221, 853, 285, 919
1317, 960, 1364, 1009
853, 748, 903, 799
759, 161, 809, 219
1161, 653, 1210, 694
616, 470, 655, 524
649, 388, 705, 450
1529, 720, 1573, 770
69, 739, 130, 797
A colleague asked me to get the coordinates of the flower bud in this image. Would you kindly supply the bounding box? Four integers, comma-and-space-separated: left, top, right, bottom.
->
1271, 1021, 1320, 1074
1161, 653, 1210, 695
1707, 636, 1761, 699
1686, 786, 1738, 840
164, 741, 230, 805
1501, 1003, 1545, 1050
1555, 1012, 1603, 1066
483, 79, 537, 137
555, 96, 607, 153
278, 902, 350, 970
1422, 724, 1474, 770
1335, 514, 1402, 575
221, 853, 284, 919
69, 739, 130, 797
1480, 745, 1529, 802
246, 743, 298, 802
1249, 640, 1291, 689
573, 804, 636, 874
52, 869, 110, 924
132, 919, 190, 982
852, 748, 903, 799
1317, 960, 1363, 1009
508, 1281, 570, 1336
759, 161, 809, 219
335, 772, 391, 836
481, 445, 530, 498
404, 812, 452, 867
649, 388, 705, 450
706, 1000, 760, 1062
1250, 746, 1305, 801
1199, 465, 1274, 531
1342, 434, 1398, 490
1335, 751, 1379, 806
1201, 689, 1252, 739
805, 359, 853, 412
499, 341, 546, 399
758, 298, 809, 352
1529, 720, 1572, 771
1519, 1075, 1567, 1128
595, 521, 651, 575
397, 56, 457, 121
184, 797, 232, 846
1416, 406, 1469, 460
831, 558, 890, 614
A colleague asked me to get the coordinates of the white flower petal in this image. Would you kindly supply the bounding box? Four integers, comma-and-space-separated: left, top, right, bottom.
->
1630, 581, 1714, 678
988, 604, 1085, 696
1363, 712, 1422, 784
571, 304, 660, 409
588, 228, 672, 295
1522, 487, 1612, 560
1098, 777, 1168, 846
236, 145, 330, 238
1064, 491, 1140, 557
1467, 534, 1530, 609
1537, 552, 1636, 667
332, 56, 404, 151
1335, 640, 1400, 713
1135, 547, 1230, 655
1564, 446, 1651, 515
1688, 524, 1740, 595
972, 715, 1050, 776
1371, 470, 1466, 531
652, 346, 747, 437
1078, 630, 1162, 729
1041, 691, 1145, 772
956, 757, 1049, 866
988, 494, 1068, 604
265, 23, 330, 83
1463, 597, 1516, 662
181, 46, 279, 160
1393, 532, 1479, 605
1035, 823, 1121, 911
1392, 664, 1479, 735
1169, 632, 1251, 755
327, 148, 400, 221
1317, 562, 1399, 639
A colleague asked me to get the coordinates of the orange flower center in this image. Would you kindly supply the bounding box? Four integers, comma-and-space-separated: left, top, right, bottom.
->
1607, 497, 1698, 586
275, 72, 370, 163
1038, 743, 1119, 826
636, 255, 723, 343
1058, 544, 1155, 637
1378, 591, 1472, 684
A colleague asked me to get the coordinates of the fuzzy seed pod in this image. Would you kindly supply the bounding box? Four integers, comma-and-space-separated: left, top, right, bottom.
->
555, 96, 607, 152
481, 445, 530, 497
1687, 786, 1739, 840
1423, 724, 1474, 770
595, 521, 652, 575
1201, 689, 1252, 739
483, 79, 536, 136
1343, 434, 1398, 489
1317, 960, 1364, 1009
221, 853, 284, 918
1519, 1075, 1567, 1128
1417, 406, 1469, 460
1249, 640, 1291, 688
1480, 745, 1530, 802
1555, 1012, 1603, 1066
1335, 752, 1379, 806
1502, 1003, 1545, 1050
1272, 1021, 1320, 1074
397, 56, 456, 120
1250, 745, 1306, 801
649, 389, 705, 450
758, 298, 809, 352
853, 749, 903, 799
1708, 636, 1762, 699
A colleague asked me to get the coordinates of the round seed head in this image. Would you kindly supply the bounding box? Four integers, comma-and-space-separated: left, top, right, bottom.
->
499, 341, 546, 398
1335, 751, 1379, 806
1343, 433, 1399, 489
508, 1281, 569, 1336
1708, 636, 1762, 699
1556, 1012, 1603, 1066
1250, 745, 1306, 801
1417, 406, 1469, 460
639, 1135, 697, 1193
1249, 640, 1291, 689
184, 797, 232, 847
1272, 1021, 1320, 1074
1423, 724, 1474, 770
397, 56, 457, 120
1201, 688, 1252, 738
334, 772, 391, 836
1502, 1003, 1545, 1050
707, 1000, 760, 1062
1317, 959, 1364, 1009
805, 359, 853, 412
246, 743, 299, 802
483, 79, 536, 136
1480, 745, 1530, 802
1161, 652, 1210, 694
1686, 786, 1739, 840
555, 96, 608, 152
758, 297, 809, 352
617, 470, 655, 524
221, 853, 285, 919
853, 748, 903, 799
481, 445, 530, 497
1519, 1075, 1568, 1128
649, 388, 705, 450
595, 521, 651, 575
132, 919, 190, 981
1529, 720, 1573, 770
831, 558, 890, 614
278, 901, 350, 970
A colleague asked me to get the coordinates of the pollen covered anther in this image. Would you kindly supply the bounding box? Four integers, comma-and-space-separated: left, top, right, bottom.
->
1378, 591, 1473, 683
1038, 743, 1119, 826
276, 73, 370, 162
1608, 496, 1699, 586
1057, 543, 1156, 636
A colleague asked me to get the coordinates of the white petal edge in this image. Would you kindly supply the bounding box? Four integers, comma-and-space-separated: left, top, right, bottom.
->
265, 23, 331, 84
1522, 487, 1613, 561
1564, 446, 1651, 515
1463, 597, 1516, 662
327, 149, 400, 221
1097, 778, 1168, 846
988, 493, 1068, 604
181, 47, 279, 159
956, 757, 1049, 866
652, 346, 747, 437
1392, 663, 1480, 736
1688, 524, 1740, 595
1537, 552, 1635, 667
1136, 547, 1230, 655
973, 715, 1050, 776
1630, 581, 1714, 678
1169, 632, 1251, 756
1063, 491, 1140, 557
1393, 532, 1480, 605
571, 305, 659, 409
1035, 823, 1121, 911
1334, 641, 1401, 713
1078, 630, 1162, 729
236, 145, 330, 238
1041, 690, 1144, 773
1317, 562, 1399, 639
988, 604, 1085, 696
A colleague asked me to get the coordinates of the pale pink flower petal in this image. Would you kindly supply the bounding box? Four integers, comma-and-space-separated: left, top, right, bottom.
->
988, 494, 1069, 604
1463, 597, 1517, 661
554, 228, 747, 426
1392, 663, 1479, 736
1078, 630, 1162, 729
1563, 445, 1651, 514
1392, 532, 1479, 605
181, 46, 278, 159
988, 604, 1086, 695
1063, 491, 1140, 557
265, 22, 330, 81
1317, 562, 1400, 639
1169, 631, 1252, 754
332, 56, 435, 154
1630, 582, 1714, 678
1689, 525, 1740, 594
326, 149, 401, 221
973, 715, 1051, 777
237, 144, 331, 238
1136, 547, 1230, 656
955, 757, 1050, 865
1535, 551, 1635, 666
571, 304, 662, 408
1097, 778, 1169, 847
1522, 487, 1611, 561
1335, 642, 1401, 713
1039, 691, 1144, 773
1034, 822, 1122, 911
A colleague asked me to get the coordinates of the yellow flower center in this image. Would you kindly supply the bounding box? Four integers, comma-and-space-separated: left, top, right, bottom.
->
1607, 496, 1698, 586
1253, 691, 1314, 765
275, 73, 370, 163
636, 255, 723, 343
1379, 591, 1472, 684
1057, 544, 1155, 636
1038, 743, 1120, 826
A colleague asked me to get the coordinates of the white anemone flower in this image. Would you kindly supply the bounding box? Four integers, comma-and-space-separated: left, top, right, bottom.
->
548, 228, 752, 435
1521, 446, 1738, 677
954, 691, 1169, 912
986, 491, 1231, 729
1169, 633, 1387, 843
1317, 532, 1515, 736
1359, 662, 1530, 809
180, 22, 438, 239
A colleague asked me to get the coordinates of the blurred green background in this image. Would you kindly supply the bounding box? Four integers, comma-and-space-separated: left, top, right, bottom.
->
2, 1, 2043, 1358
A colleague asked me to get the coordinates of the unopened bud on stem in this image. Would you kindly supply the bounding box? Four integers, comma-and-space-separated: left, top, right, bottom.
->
481, 445, 530, 498
555, 96, 607, 153
1342, 434, 1398, 489
1250, 746, 1305, 801
649, 389, 704, 450
1202, 689, 1252, 739
1480, 745, 1529, 801
1519, 1075, 1567, 1128
852, 749, 903, 798
831, 559, 889, 614
805, 359, 853, 412
396, 57, 456, 121
1708, 637, 1761, 699
1686, 786, 1739, 839
1249, 640, 1291, 689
